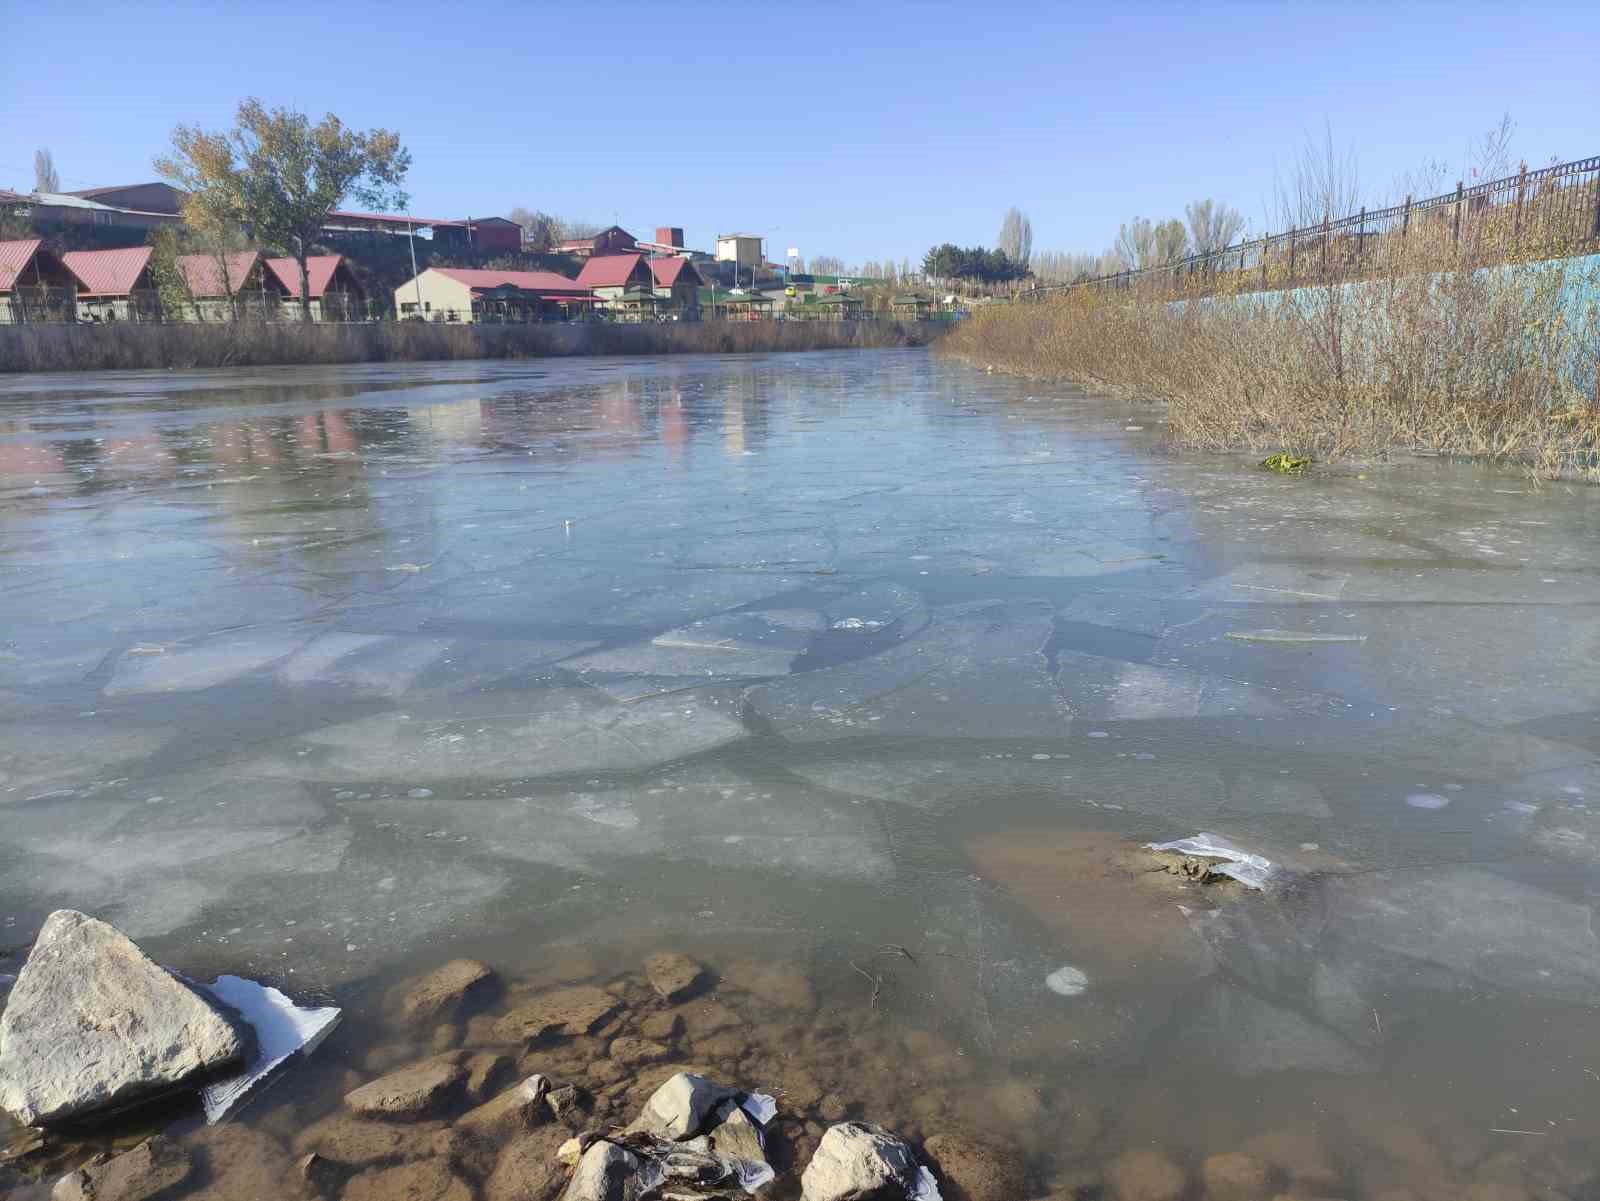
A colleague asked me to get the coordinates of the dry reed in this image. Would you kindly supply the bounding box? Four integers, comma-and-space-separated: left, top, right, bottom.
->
944, 239, 1600, 477
0, 318, 938, 375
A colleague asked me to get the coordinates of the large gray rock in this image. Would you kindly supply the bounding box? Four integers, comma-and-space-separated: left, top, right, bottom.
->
627, 1072, 738, 1141
0, 910, 244, 1126
801, 1123, 922, 1201
565, 1139, 646, 1201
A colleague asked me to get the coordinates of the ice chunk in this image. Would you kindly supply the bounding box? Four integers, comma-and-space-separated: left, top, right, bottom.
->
267, 687, 747, 781
200, 975, 341, 1122
104, 632, 309, 695
1146, 833, 1275, 889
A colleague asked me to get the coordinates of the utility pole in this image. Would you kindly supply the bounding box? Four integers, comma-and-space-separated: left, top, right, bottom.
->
408, 220, 423, 316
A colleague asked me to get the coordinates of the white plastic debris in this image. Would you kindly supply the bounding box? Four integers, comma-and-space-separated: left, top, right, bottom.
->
200, 975, 341, 1122
740, 1091, 778, 1126
910, 1165, 944, 1200
1225, 629, 1366, 644
1146, 833, 1275, 889
1045, 965, 1089, 996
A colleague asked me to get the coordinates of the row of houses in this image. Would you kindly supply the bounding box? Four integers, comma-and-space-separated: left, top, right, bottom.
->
0, 240, 365, 324
395, 252, 707, 323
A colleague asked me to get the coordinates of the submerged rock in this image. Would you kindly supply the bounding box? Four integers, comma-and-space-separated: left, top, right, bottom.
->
458, 1074, 551, 1140
922, 1132, 1024, 1201
342, 1156, 473, 1201
400, 959, 495, 1025
0, 910, 244, 1126
51, 1135, 192, 1201
645, 952, 706, 1002
801, 1122, 923, 1201
1200, 1151, 1271, 1201
485, 1125, 569, 1201
292, 1113, 459, 1167
343, 1053, 468, 1120
1104, 1148, 1185, 1201
495, 987, 620, 1043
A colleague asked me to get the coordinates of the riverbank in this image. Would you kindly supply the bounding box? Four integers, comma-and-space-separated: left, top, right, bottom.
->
941, 254, 1600, 477
0, 318, 939, 374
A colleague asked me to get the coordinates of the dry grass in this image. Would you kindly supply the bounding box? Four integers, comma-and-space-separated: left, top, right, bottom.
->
943, 245, 1600, 477
0, 318, 938, 374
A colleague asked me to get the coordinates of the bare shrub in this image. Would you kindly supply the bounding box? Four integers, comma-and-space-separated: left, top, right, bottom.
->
940, 245, 1600, 477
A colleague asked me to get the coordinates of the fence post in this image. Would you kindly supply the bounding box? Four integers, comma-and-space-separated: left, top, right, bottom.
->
1288, 227, 1296, 282
1513, 161, 1527, 240
1356, 206, 1366, 267
1321, 216, 1329, 279
1260, 235, 1268, 290
1592, 171, 1600, 238
1401, 195, 1412, 239
1452, 181, 1463, 245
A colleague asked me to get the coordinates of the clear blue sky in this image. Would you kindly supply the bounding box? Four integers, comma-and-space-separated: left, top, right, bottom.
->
6, 0, 1597, 266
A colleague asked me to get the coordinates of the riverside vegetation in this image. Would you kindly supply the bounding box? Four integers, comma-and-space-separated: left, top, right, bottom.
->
0, 317, 938, 373
943, 204, 1600, 478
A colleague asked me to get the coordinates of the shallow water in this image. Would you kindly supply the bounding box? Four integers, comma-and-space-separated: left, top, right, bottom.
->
3, 348, 1600, 1198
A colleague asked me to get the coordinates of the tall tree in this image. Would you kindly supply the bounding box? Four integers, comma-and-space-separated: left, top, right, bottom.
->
33, 149, 59, 193
1115, 218, 1156, 270
1153, 218, 1189, 265
998, 207, 1033, 267
1184, 199, 1245, 258
157, 99, 409, 321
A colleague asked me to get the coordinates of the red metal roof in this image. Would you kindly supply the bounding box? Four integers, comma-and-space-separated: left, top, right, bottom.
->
61, 247, 154, 296
430, 267, 585, 294
649, 257, 700, 288
0, 239, 43, 291
264, 255, 346, 299
576, 254, 646, 289
176, 252, 264, 297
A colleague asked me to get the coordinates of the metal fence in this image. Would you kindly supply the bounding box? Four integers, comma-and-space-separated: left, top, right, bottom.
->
1026, 153, 1600, 301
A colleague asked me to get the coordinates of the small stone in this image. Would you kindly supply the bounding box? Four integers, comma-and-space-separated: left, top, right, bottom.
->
644, 952, 705, 1002
293, 1114, 459, 1167
801, 1122, 921, 1201
707, 1102, 768, 1169
342, 1157, 472, 1201
923, 1132, 1025, 1201
400, 959, 495, 1025
1202, 1151, 1271, 1201
344, 1053, 466, 1120
494, 987, 619, 1043
51, 1136, 192, 1201
484, 1126, 570, 1201
588, 1059, 628, 1086
638, 1012, 684, 1042
183, 1126, 310, 1201
629, 1071, 739, 1141
676, 999, 742, 1039
296, 1152, 341, 1199
458, 1075, 551, 1141
546, 1082, 587, 1122
0, 911, 245, 1126
819, 1094, 849, 1122
1106, 1148, 1185, 1201
567, 1139, 644, 1201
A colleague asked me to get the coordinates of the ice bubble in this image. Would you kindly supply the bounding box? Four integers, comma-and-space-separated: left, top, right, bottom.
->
1045, 965, 1089, 996
1406, 792, 1452, 810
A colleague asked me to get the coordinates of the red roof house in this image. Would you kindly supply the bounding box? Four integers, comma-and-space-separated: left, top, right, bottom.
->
264, 255, 368, 319
61, 247, 155, 296
0, 239, 77, 322
61, 247, 160, 321
576, 253, 655, 295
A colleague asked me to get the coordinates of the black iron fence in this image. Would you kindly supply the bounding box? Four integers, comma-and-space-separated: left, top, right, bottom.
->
1026, 153, 1600, 301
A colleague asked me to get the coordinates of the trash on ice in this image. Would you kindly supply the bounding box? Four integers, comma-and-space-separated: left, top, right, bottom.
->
1145, 833, 1275, 890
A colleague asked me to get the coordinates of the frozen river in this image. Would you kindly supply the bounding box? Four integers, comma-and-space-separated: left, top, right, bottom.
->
3, 348, 1600, 1196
